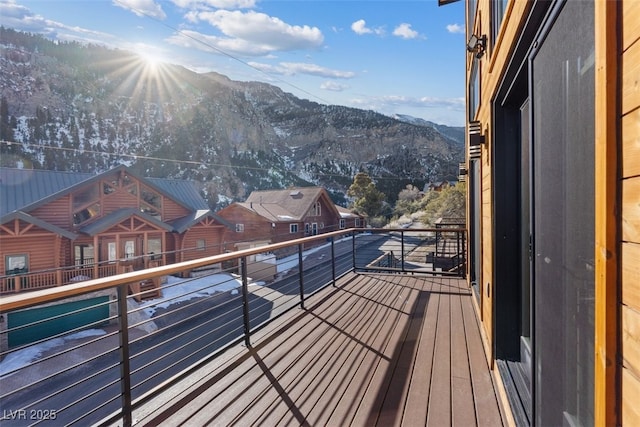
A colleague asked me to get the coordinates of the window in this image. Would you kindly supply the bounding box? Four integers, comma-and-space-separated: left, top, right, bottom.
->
196, 239, 205, 251
107, 242, 117, 262
147, 238, 162, 259
305, 223, 310, 235
74, 244, 95, 265
467, 0, 478, 35
340, 219, 346, 229
124, 240, 135, 258
72, 184, 99, 210
492, 0, 509, 46
73, 202, 100, 225
469, 59, 480, 120
236, 224, 244, 232
290, 224, 298, 233
355, 218, 361, 227
313, 201, 321, 216
5, 254, 28, 275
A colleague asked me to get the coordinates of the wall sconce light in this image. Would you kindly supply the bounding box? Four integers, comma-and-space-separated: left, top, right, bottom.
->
466, 34, 486, 58
458, 162, 468, 182
468, 120, 484, 159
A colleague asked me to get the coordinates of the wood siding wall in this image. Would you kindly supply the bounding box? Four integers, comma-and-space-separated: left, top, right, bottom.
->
218, 205, 274, 246
470, 0, 531, 358
620, 0, 640, 424
31, 196, 73, 229
0, 235, 59, 272
180, 225, 225, 262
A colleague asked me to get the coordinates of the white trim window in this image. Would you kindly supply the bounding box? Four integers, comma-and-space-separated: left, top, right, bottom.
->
235, 223, 245, 232
340, 219, 346, 229
290, 223, 299, 233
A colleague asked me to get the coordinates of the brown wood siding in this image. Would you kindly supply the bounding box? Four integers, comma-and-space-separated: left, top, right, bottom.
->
471, 0, 532, 359
162, 198, 191, 222
0, 235, 60, 272
217, 205, 273, 246
30, 196, 73, 229
180, 226, 225, 261
621, 0, 640, 421
102, 190, 139, 213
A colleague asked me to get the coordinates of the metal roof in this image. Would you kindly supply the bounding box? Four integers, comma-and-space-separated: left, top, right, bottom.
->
0, 167, 210, 216
147, 178, 209, 211
0, 168, 93, 216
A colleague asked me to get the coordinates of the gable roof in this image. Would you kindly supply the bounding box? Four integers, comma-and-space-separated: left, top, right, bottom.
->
78, 208, 174, 236
243, 187, 337, 221
335, 205, 362, 219
0, 211, 78, 240
170, 210, 235, 233
0, 166, 210, 216
0, 168, 93, 216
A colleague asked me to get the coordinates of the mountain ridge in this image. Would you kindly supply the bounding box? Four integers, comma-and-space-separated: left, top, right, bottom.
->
0, 27, 464, 208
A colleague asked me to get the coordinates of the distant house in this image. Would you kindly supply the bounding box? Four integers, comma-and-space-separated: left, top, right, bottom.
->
0, 165, 233, 294
424, 181, 457, 192
336, 206, 365, 229
217, 187, 342, 248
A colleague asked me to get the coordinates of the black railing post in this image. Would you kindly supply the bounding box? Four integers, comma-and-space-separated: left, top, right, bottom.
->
331, 237, 336, 287
400, 230, 406, 273
240, 257, 251, 347
298, 244, 305, 309
352, 232, 357, 271
117, 284, 133, 427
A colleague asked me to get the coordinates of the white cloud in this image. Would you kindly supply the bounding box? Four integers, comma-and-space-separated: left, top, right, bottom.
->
352, 95, 465, 111
248, 61, 355, 79
393, 23, 418, 39
0, 1, 118, 46
185, 10, 323, 54
351, 19, 384, 36
113, 0, 167, 20
446, 23, 464, 34
171, 0, 256, 8
320, 81, 349, 92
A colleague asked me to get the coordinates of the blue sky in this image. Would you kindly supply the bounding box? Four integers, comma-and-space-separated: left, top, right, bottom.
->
1, 0, 466, 126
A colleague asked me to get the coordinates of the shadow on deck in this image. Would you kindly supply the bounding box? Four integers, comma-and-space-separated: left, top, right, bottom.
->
134, 272, 505, 426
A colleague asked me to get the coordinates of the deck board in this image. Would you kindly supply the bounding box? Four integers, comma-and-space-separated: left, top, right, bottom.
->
139, 272, 505, 427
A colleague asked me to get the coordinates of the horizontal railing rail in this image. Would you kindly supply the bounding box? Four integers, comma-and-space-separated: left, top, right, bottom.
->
0, 227, 466, 426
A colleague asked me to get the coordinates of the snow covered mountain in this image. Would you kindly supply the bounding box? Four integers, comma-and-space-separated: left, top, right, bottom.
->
0, 28, 463, 208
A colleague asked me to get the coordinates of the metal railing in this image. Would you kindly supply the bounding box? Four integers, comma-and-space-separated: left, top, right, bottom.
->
0, 227, 466, 426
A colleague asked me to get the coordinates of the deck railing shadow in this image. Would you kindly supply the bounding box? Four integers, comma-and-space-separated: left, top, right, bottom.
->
0, 227, 466, 427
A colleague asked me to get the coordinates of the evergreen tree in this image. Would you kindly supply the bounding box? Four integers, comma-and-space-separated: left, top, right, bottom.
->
347, 172, 385, 218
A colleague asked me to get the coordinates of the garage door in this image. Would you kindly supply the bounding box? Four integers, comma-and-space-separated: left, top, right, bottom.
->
8, 296, 110, 347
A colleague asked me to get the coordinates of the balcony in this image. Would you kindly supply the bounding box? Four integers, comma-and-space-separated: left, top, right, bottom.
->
0, 228, 506, 426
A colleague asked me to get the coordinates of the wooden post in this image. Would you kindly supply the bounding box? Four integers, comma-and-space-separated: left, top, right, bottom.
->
594, 1, 619, 425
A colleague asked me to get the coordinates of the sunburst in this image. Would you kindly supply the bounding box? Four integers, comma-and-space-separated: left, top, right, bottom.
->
98, 46, 188, 109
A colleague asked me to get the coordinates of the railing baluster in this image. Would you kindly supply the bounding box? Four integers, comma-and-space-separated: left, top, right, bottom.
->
117, 284, 133, 427
352, 231, 357, 271
298, 244, 305, 309
240, 256, 251, 347
401, 230, 405, 273
331, 237, 336, 287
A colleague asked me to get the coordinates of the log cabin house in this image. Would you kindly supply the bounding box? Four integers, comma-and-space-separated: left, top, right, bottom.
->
0, 165, 233, 295
217, 186, 346, 250
439, 0, 640, 425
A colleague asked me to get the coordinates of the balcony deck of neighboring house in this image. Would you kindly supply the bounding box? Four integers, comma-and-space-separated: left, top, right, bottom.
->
0, 228, 507, 427
136, 272, 505, 427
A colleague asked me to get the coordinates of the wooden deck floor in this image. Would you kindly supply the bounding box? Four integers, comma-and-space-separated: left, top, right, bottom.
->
137, 272, 505, 427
